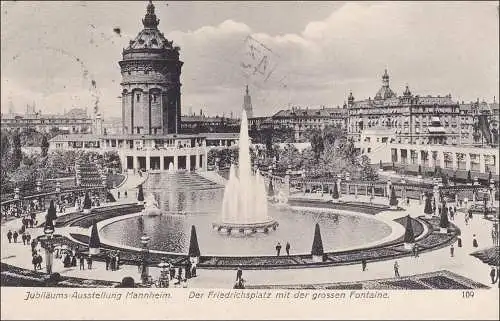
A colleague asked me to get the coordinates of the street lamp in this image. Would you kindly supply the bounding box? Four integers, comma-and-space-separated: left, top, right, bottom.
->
140, 234, 150, 285
43, 218, 55, 274
157, 260, 170, 288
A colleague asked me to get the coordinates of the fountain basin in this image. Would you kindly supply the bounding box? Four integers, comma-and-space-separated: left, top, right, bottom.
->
212, 219, 279, 234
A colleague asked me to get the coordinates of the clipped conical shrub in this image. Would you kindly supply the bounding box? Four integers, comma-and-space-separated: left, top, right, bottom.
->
403, 215, 415, 244
389, 187, 398, 207
331, 181, 339, 200
46, 200, 57, 222
188, 225, 201, 258
311, 223, 324, 262
439, 204, 449, 232
89, 220, 101, 255
379, 160, 383, 169
424, 194, 433, 216
467, 170, 472, 184
418, 165, 422, 176
137, 184, 144, 203
83, 192, 92, 210
268, 180, 274, 197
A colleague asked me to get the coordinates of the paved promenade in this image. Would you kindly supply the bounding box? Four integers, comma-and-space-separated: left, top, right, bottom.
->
1, 193, 498, 289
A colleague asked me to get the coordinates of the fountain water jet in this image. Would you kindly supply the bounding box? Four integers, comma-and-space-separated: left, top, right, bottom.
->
213, 110, 278, 234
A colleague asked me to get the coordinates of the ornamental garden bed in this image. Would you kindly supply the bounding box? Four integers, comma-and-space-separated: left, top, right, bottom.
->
381, 279, 431, 290
419, 276, 473, 289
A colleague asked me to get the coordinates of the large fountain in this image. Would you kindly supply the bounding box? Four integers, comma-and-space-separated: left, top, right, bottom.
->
213, 110, 278, 234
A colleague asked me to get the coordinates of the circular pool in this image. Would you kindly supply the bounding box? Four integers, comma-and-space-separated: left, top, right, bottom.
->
100, 188, 396, 256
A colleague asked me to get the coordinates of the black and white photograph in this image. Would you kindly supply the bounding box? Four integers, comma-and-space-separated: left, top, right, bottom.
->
0, 1, 499, 319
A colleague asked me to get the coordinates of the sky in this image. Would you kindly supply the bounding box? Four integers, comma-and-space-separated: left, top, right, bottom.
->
1, 1, 499, 119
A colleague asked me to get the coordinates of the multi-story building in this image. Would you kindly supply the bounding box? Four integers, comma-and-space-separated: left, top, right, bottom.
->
0, 107, 93, 134
459, 99, 499, 146
119, 1, 183, 135
249, 106, 347, 142
348, 70, 461, 145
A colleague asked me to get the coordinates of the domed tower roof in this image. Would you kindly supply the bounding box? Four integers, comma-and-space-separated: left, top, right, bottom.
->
122, 1, 180, 60
403, 85, 412, 97
374, 69, 396, 100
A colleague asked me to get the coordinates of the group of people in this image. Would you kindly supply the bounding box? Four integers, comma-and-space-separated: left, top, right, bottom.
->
275, 241, 291, 256
6, 229, 32, 245
105, 251, 121, 271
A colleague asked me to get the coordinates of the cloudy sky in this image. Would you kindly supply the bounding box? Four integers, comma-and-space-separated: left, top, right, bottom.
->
1, 1, 498, 118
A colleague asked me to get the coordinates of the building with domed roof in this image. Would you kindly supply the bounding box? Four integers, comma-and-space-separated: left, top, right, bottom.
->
347, 70, 460, 146
119, 0, 183, 136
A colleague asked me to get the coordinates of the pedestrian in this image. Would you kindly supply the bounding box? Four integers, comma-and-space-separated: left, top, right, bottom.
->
457, 236, 462, 248
71, 255, 77, 267
29, 219, 34, 228
21, 233, 26, 245
413, 244, 419, 258
469, 210, 473, 220
32, 254, 38, 271
361, 259, 367, 271
87, 255, 93, 269
63, 254, 71, 267
465, 215, 469, 226
285, 242, 290, 256
236, 265, 243, 282
406, 197, 410, 206
7, 230, 12, 243
124, 190, 128, 198
117, 191, 120, 199
31, 239, 37, 252
106, 255, 111, 270
490, 266, 497, 284
472, 234, 478, 248
36, 254, 42, 270
12, 231, 18, 243
275, 242, 282, 256
394, 261, 400, 277
450, 244, 454, 257
115, 251, 121, 270
79, 255, 85, 270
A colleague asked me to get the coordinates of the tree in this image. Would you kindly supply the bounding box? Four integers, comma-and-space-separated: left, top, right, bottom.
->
83, 192, 92, 210
188, 225, 201, 257
89, 220, 101, 254
439, 205, 449, 230
41, 135, 49, 158
360, 155, 378, 181
137, 184, 144, 202
424, 193, 433, 216
11, 131, 22, 169
308, 129, 324, 162
268, 180, 274, 196
403, 215, 415, 244
311, 223, 324, 259
389, 187, 398, 207
331, 181, 339, 199
46, 200, 58, 222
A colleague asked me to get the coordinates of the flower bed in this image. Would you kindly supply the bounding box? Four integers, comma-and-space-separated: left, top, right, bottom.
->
381, 279, 431, 290
419, 276, 473, 289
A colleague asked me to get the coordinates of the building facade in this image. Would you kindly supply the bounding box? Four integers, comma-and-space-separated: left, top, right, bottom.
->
250, 106, 347, 142
459, 100, 499, 146
348, 70, 461, 145
0, 107, 92, 134
120, 1, 183, 135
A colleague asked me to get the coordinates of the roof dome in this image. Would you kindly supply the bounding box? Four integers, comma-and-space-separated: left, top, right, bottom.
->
375, 69, 396, 100
122, 1, 180, 60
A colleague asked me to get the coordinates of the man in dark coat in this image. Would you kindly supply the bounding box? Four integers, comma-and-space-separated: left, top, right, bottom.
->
490, 266, 497, 284
285, 242, 291, 256
472, 235, 479, 248
236, 266, 243, 282
7, 230, 12, 243
12, 231, 18, 243
275, 242, 282, 256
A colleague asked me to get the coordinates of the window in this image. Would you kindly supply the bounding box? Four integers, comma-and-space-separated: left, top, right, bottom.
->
152, 94, 157, 103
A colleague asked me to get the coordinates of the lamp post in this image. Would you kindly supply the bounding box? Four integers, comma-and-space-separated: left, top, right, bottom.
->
43, 219, 55, 275
157, 260, 170, 288
140, 234, 150, 285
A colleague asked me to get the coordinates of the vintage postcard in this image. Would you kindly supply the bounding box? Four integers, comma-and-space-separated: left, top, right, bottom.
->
1, 1, 499, 320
